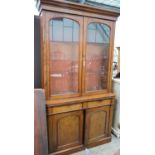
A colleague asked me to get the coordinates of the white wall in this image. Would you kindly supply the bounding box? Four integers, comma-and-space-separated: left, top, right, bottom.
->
114, 17, 120, 47
34, 1, 39, 15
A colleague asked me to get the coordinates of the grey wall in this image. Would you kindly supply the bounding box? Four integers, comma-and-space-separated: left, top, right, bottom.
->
34, 15, 41, 88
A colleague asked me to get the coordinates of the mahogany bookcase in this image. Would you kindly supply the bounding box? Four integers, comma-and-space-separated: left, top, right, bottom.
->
36, 0, 120, 154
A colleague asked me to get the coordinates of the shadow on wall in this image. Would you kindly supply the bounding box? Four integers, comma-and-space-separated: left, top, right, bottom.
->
34, 16, 41, 88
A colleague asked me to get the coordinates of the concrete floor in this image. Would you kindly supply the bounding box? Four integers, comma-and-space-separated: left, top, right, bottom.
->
71, 134, 120, 155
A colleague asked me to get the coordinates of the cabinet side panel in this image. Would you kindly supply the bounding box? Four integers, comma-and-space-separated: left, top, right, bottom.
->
107, 22, 116, 92
108, 100, 114, 136
40, 11, 50, 99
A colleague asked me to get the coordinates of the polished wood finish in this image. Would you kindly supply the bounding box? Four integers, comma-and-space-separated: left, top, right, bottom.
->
47, 93, 114, 106
84, 100, 111, 109
85, 105, 110, 145
37, 0, 119, 154
47, 103, 83, 115
47, 110, 84, 154
34, 89, 48, 155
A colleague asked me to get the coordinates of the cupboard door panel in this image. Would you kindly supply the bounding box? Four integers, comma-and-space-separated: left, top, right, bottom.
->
45, 13, 83, 99
83, 17, 114, 95
57, 115, 79, 147
49, 18, 80, 96
48, 110, 84, 153
85, 105, 110, 145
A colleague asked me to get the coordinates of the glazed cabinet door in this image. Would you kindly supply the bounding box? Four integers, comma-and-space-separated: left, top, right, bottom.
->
84, 105, 111, 146
43, 12, 83, 100
82, 17, 114, 95
48, 110, 84, 153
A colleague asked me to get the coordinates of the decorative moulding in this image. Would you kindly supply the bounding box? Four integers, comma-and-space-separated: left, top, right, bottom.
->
36, 0, 120, 17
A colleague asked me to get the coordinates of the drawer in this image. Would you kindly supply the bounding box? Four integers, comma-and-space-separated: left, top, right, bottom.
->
83, 99, 111, 109
47, 103, 83, 115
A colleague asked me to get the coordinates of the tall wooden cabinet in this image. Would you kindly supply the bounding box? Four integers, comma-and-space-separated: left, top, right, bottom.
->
36, 0, 119, 154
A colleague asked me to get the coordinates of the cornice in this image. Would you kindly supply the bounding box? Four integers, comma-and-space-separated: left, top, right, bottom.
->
37, 0, 120, 17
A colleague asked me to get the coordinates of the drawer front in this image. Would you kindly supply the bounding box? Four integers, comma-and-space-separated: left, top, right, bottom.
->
47, 103, 83, 115
83, 99, 111, 109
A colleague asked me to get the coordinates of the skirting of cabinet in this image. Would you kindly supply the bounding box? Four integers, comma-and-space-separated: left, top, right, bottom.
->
85, 136, 111, 148
48, 137, 112, 155
49, 145, 85, 155
49, 137, 112, 155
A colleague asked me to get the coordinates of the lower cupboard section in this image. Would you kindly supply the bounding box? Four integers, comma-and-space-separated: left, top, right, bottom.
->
47, 102, 113, 155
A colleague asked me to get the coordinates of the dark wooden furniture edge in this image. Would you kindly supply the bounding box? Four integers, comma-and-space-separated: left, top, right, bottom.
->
34, 89, 48, 155
49, 145, 84, 155
37, 0, 120, 17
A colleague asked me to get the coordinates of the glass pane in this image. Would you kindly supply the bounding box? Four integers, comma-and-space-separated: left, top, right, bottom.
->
52, 19, 63, 41
88, 23, 96, 29
73, 22, 79, 42
86, 23, 110, 92
96, 24, 104, 43
49, 18, 80, 96
102, 25, 110, 43
88, 29, 96, 43
64, 27, 73, 42
64, 18, 73, 27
